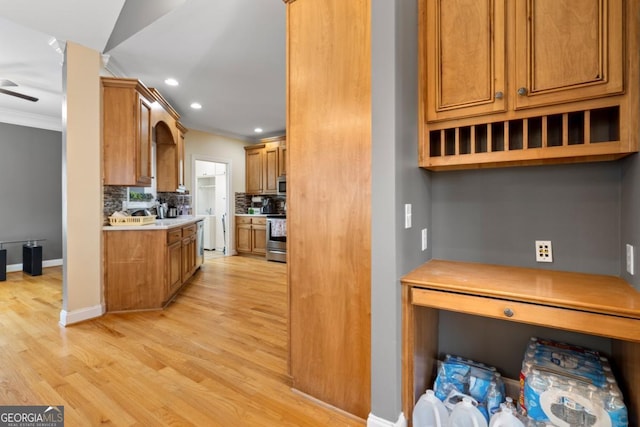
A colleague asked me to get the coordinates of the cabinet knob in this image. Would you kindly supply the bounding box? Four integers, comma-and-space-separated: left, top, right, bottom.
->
517, 87, 528, 96
503, 308, 514, 317
495, 91, 504, 100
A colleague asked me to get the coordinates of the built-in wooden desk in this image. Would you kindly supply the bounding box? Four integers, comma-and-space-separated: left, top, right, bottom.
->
401, 259, 640, 426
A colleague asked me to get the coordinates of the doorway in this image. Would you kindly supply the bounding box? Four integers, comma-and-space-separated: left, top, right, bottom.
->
193, 157, 231, 257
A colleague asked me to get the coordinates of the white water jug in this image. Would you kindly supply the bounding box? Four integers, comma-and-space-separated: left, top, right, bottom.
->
489, 404, 525, 427
448, 397, 488, 427
414, 389, 449, 427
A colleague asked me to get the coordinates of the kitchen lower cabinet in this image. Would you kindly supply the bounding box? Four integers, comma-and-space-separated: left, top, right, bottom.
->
104, 221, 202, 312
167, 229, 183, 297
235, 216, 266, 256
181, 224, 197, 282
401, 260, 640, 426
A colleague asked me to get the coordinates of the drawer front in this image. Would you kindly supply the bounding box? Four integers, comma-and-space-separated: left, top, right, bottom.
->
182, 224, 197, 237
236, 217, 252, 225
167, 228, 182, 244
252, 217, 267, 225
411, 288, 640, 343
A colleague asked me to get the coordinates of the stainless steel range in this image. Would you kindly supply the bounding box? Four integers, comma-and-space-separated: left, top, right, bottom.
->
266, 215, 286, 263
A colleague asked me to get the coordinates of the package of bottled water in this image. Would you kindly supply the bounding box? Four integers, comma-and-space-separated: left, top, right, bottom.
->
519, 337, 628, 427
432, 354, 505, 422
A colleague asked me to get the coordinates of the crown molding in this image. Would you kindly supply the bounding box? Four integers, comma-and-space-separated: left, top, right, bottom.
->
0, 108, 62, 132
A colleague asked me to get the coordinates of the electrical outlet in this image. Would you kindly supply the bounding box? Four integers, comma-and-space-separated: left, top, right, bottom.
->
421, 228, 428, 251
535, 240, 553, 262
404, 204, 412, 229
626, 244, 635, 275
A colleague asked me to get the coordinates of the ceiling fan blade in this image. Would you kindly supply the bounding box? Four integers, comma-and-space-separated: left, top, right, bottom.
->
0, 79, 17, 87
0, 88, 38, 102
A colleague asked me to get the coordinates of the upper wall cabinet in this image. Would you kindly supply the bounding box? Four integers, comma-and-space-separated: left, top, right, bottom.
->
513, 0, 623, 110
102, 77, 153, 186
425, 0, 506, 122
150, 88, 186, 192
244, 135, 286, 195
419, 0, 636, 171
102, 78, 186, 189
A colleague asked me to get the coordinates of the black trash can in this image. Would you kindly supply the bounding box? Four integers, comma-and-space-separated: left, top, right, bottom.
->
23, 243, 42, 276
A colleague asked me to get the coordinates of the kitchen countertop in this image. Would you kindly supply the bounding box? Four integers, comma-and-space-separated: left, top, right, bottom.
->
236, 213, 268, 217
103, 215, 204, 231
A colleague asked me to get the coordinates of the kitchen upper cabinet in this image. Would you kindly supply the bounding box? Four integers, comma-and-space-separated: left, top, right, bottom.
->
264, 143, 279, 194
245, 146, 264, 194
151, 88, 186, 192
425, 0, 506, 122
513, 0, 623, 109
102, 77, 154, 186
419, 0, 637, 171
278, 143, 287, 176
176, 122, 186, 188
244, 135, 286, 195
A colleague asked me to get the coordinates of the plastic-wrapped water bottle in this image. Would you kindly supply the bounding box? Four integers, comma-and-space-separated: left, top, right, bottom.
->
604, 390, 628, 427
523, 369, 549, 422
503, 397, 515, 411
486, 379, 503, 416
414, 389, 450, 427
561, 380, 585, 425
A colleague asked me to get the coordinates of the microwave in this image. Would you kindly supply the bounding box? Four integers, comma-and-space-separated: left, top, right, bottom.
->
277, 176, 286, 195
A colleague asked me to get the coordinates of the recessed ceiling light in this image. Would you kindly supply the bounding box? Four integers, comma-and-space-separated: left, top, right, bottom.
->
190, 102, 202, 110
254, 128, 263, 133
164, 78, 179, 86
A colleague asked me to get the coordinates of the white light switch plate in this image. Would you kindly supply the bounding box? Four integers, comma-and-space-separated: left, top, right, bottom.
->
404, 204, 412, 229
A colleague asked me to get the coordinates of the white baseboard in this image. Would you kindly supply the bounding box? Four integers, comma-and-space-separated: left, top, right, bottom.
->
367, 412, 407, 427
6, 258, 63, 273
59, 304, 104, 327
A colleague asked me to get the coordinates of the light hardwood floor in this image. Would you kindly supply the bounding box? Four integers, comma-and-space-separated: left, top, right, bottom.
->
0, 256, 366, 426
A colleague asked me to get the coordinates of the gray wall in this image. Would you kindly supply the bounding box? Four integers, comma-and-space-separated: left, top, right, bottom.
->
371, 0, 430, 421
621, 154, 640, 290
431, 162, 621, 275
0, 122, 62, 264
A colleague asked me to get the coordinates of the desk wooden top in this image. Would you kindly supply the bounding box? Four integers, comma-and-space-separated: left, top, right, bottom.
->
401, 259, 640, 319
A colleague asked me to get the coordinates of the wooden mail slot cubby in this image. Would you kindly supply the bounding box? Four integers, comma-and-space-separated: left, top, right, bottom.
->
425, 107, 626, 170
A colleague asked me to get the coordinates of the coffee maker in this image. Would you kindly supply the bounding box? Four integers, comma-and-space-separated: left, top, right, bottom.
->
261, 197, 277, 214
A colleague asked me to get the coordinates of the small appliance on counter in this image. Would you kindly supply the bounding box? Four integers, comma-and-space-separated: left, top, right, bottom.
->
167, 206, 178, 218
261, 197, 277, 214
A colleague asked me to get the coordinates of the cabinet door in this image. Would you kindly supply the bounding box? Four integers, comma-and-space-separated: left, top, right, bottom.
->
425, 0, 506, 122
278, 144, 287, 176
513, 0, 623, 109
181, 237, 191, 283
236, 223, 252, 253
264, 144, 279, 194
167, 240, 182, 297
177, 129, 185, 187
251, 225, 267, 255
245, 148, 263, 194
136, 96, 152, 186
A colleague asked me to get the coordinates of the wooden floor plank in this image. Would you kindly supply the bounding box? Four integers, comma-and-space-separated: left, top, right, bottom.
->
0, 256, 366, 426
